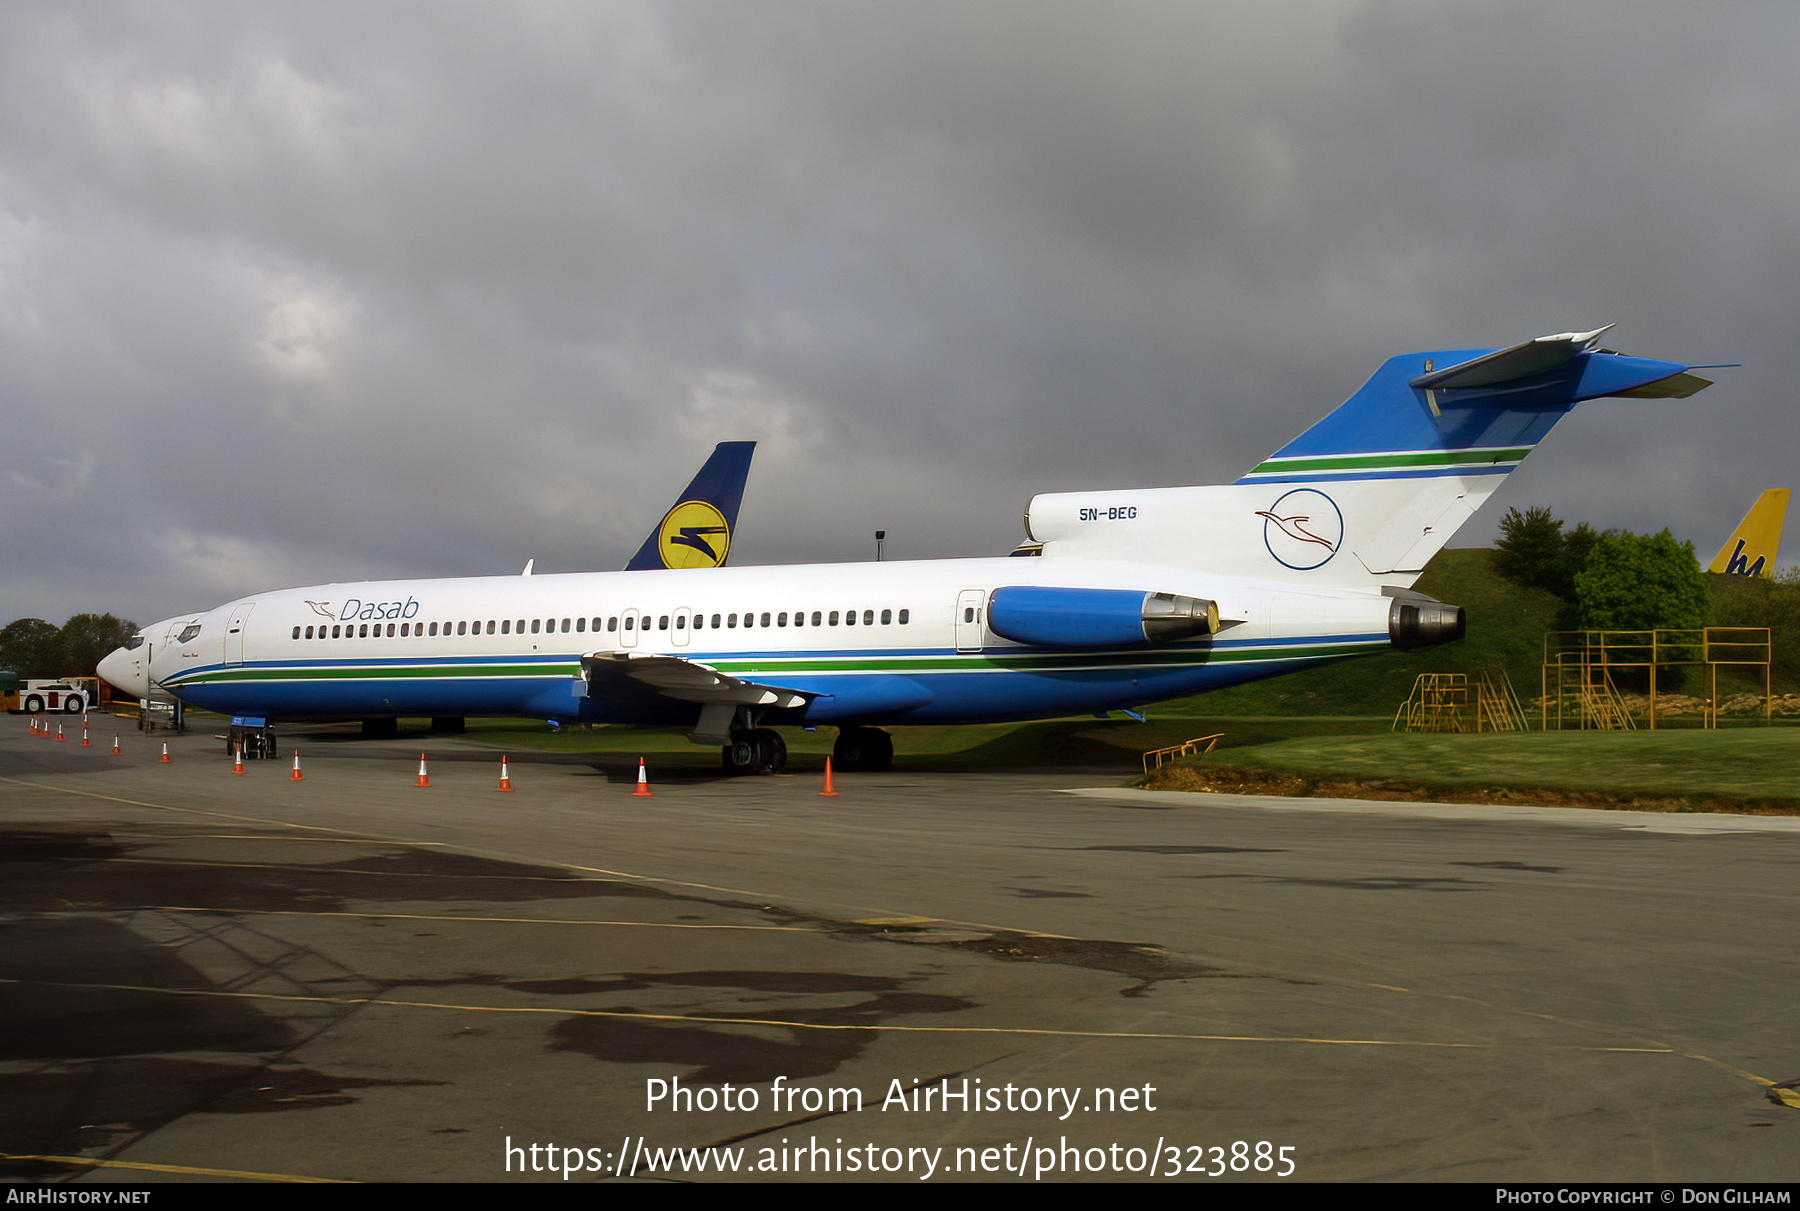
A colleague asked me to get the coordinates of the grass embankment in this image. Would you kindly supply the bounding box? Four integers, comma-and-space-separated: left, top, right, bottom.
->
1142, 727, 1800, 814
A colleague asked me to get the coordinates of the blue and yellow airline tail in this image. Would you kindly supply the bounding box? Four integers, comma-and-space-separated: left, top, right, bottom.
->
1708, 488, 1789, 578
1024, 328, 1724, 589
624, 441, 757, 571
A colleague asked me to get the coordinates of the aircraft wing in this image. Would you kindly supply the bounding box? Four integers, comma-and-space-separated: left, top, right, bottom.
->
579, 651, 812, 710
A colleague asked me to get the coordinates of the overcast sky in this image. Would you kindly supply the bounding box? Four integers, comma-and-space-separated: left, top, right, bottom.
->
3, 0, 1795, 627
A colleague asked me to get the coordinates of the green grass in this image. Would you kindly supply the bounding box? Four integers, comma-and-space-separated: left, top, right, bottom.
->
1194, 727, 1800, 801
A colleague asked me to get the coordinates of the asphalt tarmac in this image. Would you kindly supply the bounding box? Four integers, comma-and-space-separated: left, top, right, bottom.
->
1, 718, 1796, 1184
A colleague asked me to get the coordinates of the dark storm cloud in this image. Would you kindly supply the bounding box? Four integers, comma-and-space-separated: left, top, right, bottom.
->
1, 1, 1794, 624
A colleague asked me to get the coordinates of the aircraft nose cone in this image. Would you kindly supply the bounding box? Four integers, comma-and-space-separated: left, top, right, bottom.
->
97, 645, 149, 699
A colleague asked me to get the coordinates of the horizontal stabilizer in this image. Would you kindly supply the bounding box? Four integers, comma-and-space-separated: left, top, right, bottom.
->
1411, 327, 1612, 390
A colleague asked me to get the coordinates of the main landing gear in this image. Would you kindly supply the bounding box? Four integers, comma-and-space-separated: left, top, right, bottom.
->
721, 728, 787, 776
832, 726, 893, 772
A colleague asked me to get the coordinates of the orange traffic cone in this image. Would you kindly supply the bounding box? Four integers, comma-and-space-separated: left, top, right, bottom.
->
28, 717, 37, 736
819, 756, 839, 797
290, 751, 305, 781
232, 747, 245, 775
56, 723, 65, 742
497, 756, 514, 792
112, 735, 122, 756
414, 754, 431, 787
160, 742, 171, 763
633, 757, 652, 797
80, 720, 92, 747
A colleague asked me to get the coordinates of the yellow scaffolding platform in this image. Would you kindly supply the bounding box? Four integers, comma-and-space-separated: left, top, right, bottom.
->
1392, 669, 1528, 733
1141, 734, 1225, 773
1540, 628, 1772, 729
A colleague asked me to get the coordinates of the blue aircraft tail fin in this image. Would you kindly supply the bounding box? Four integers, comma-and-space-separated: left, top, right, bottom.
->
1024, 329, 1725, 588
624, 441, 756, 571
1238, 328, 1714, 487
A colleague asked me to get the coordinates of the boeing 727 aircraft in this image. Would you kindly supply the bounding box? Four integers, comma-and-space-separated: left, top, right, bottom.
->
99, 328, 1722, 773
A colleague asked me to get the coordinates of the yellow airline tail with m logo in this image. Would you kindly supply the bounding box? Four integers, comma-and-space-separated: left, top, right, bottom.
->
1708, 488, 1789, 578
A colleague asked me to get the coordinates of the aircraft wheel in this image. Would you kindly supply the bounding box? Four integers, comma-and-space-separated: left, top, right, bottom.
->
722, 732, 761, 775
752, 728, 787, 775
833, 727, 893, 772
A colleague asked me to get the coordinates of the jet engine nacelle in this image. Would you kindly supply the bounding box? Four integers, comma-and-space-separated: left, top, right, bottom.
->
1388, 594, 1466, 650
987, 586, 1220, 648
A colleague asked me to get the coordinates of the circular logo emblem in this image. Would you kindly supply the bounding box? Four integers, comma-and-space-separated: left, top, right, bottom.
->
657, 501, 732, 568
1258, 488, 1344, 570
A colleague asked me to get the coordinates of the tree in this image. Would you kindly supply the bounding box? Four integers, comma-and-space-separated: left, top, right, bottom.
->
0, 618, 63, 679
1494, 506, 1597, 599
1574, 529, 1711, 633
58, 613, 139, 679
1711, 564, 1800, 692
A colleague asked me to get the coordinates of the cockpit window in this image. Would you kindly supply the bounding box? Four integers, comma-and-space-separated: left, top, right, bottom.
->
124, 635, 146, 650
177, 625, 203, 643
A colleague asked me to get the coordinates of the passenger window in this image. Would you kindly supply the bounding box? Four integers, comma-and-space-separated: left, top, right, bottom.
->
388, 623, 396, 637
457, 622, 467, 636
333, 625, 343, 638
531, 620, 540, 634
881, 609, 891, 625
360, 624, 369, 638
677, 615, 687, 629
811, 611, 821, 626
728, 613, 737, 628
829, 611, 839, 625
659, 615, 669, 630
693, 615, 704, 630
778, 612, 788, 627
576, 617, 585, 633
846, 610, 857, 626
516, 619, 525, 633
743, 613, 753, 628
561, 619, 571, 633
711, 614, 721, 629
759, 612, 770, 627
625, 616, 634, 630
501, 620, 510, 634
608, 617, 617, 632
293, 627, 302, 639
863, 610, 873, 626
485, 621, 494, 634
591, 617, 601, 631
899, 609, 909, 624
964, 607, 974, 623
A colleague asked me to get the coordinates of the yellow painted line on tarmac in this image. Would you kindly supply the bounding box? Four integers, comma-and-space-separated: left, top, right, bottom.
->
0, 775, 367, 837
1679, 1051, 1800, 1108
0, 774, 1064, 941
0, 975, 1667, 1051
155, 906, 813, 932
0, 1151, 347, 1183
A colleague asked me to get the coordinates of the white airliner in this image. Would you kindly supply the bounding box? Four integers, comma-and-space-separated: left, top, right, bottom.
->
99, 328, 1722, 773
